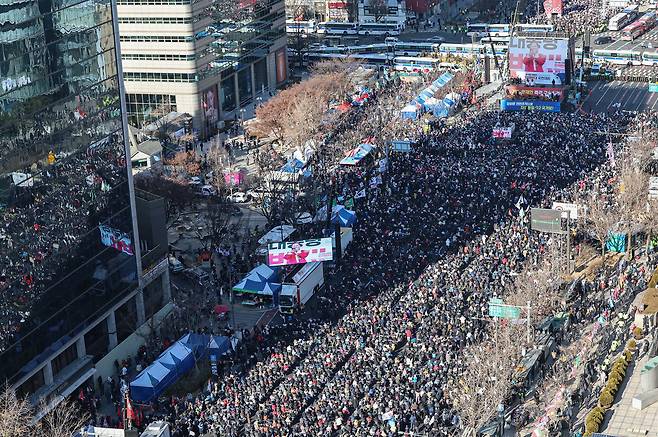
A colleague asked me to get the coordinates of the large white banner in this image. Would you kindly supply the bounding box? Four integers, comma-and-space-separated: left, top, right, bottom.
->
268, 238, 333, 266
551, 201, 578, 219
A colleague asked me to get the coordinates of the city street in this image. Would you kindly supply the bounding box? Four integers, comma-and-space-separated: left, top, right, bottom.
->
581, 80, 658, 113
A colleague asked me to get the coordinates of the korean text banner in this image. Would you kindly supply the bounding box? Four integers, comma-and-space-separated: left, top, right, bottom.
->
268, 238, 333, 266
500, 99, 561, 112
492, 127, 513, 139
509, 37, 568, 85
99, 224, 134, 255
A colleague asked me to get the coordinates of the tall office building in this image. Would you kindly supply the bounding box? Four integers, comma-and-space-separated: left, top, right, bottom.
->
118, 0, 288, 139
0, 0, 170, 408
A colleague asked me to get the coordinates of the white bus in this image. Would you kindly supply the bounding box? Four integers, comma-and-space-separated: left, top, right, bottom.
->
439, 43, 484, 58
286, 20, 317, 34
358, 22, 402, 36
514, 23, 554, 33
393, 56, 441, 72
487, 23, 511, 37
592, 49, 642, 65
306, 52, 389, 66
608, 5, 639, 31
642, 51, 658, 66
393, 41, 440, 55
466, 23, 489, 37
317, 21, 358, 35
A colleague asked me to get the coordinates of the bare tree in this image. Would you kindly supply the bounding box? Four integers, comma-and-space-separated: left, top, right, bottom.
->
0, 384, 32, 437
583, 190, 618, 256
617, 168, 649, 256
36, 398, 90, 437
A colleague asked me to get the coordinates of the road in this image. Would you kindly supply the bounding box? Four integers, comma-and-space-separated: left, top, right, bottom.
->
581, 80, 658, 113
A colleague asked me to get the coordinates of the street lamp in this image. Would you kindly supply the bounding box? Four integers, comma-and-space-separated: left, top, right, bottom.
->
497, 403, 505, 437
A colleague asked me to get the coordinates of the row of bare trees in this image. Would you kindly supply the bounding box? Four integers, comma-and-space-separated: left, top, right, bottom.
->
451, 121, 658, 433
0, 385, 89, 437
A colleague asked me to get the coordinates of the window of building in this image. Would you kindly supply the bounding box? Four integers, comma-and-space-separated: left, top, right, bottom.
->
51, 343, 78, 376
85, 318, 109, 363
126, 94, 177, 127
238, 67, 253, 104
16, 368, 45, 398
121, 53, 196, 62
115, 297, 138, 344
117, 0, 190, 5
254, 58, 268, 94
123, 72, 197, 83
221, 76, 236, 112
118, 17, 192, 25
143, 281, 164, 320
119, 35, 194, 43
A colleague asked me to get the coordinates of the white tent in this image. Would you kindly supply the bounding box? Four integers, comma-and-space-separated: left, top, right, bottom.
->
258, 225, 296, 245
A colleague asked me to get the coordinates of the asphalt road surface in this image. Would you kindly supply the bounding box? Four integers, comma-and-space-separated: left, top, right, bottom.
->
581, 80, 658, 113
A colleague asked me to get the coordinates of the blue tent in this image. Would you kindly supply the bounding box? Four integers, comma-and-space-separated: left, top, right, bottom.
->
232, 277, 267, 293
280, 158, 305, 173
433, 103, 450, 118
157, 342, 195, 375
130, 361, 177, 403
248, 264, 279, 282
332, 207, 356, 227
207, 335, 231, 356
340, 143, 375, 166
179, 332, 208, 358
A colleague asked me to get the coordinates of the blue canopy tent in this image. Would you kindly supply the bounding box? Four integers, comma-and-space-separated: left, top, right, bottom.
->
340, 143, 375, 166
233, 264, 282, 295
232, 277, 268, 293
179, 332, 208, 358
157, 342, 195, 376
207, 335, 231, 357
248, 263, 279, 282
401, 104, 418, 120
130, 361, 177, 403
280, 158, 305, 174
332, 207, 357, 227
433, 103, 450, 118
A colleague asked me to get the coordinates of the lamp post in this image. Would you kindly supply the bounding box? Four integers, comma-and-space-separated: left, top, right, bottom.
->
497, 403, 505, 437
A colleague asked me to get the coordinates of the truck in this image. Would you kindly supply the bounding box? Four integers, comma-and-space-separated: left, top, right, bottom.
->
279, 261, 324, 314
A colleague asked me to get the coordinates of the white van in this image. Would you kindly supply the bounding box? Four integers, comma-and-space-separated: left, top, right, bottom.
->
199, 185, 216, 196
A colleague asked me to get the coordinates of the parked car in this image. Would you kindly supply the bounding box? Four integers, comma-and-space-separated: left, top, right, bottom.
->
594, 36, 613, 45
168, 256, 184, 273
227, 191, 249, 203
198, 185, 216, 196
188, 176, 202, 186
183, 268, 209, 285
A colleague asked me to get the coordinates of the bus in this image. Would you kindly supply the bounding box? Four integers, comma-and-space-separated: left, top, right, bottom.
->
466, 23, 511, 37
393, 41, 440, 55
642, 51, 658, 66
306, 52, 389, 66
484, 44, 508, 57
317, 22, 358, 35
393, 56, 441, 72
358, 22, 402, 36
608, 5, 639, 31
487, 24, 511, 37
480, 36, 510, 44
466, 23, 489, 37
592, 49, 642, 65
286, 20, 317, 34
638, 11, 657, 30
514, 23, 554, 33
439, 43, 484, 58
621, 21, 646, 40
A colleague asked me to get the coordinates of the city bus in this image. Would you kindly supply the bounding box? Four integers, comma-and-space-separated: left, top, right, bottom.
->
621, 21, 647, 40
608, 5, 639, 31
393, 41, 440, 55
480, 36, 510, 44
638, 11, 657, 30
358, 22, 402, 36
466, 23, 489, 37
306, 52, 389, 66
439, 43, 485, 58
487, 24, 511, 37
642, 51, 658, 66
393, 56, 441, 72
286, 20, 317, 34
317, 22, 358, 35
592, 49, 642, 65
514, 23, 554, 33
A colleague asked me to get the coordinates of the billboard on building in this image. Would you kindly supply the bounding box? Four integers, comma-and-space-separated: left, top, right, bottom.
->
99, 224, 134, 255
509, 37, 568, 85
276, 49, 287, 84
500, 100, 561, 112
504, 85, 564, 101
268, 238, 333, 266
201, 85, 219, 127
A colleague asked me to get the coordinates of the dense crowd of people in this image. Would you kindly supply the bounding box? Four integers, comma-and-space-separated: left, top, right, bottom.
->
0, 88, 130, 353
156, 79, 654, 436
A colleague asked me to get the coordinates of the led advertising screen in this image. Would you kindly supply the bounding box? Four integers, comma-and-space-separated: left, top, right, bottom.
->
268, 238, 333, 266
500, 100, 561, 112
509, 37, 568, 86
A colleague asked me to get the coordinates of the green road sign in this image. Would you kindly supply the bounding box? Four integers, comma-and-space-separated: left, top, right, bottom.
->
650, 83, 658, 93
488, 298, 521, 319
531, 208, 564, 234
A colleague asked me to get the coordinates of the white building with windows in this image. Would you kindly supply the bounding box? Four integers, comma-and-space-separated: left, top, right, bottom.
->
117, 0, 288, 139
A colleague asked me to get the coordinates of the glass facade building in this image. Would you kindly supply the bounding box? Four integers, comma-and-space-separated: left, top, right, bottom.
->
0, 0, 139, 386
